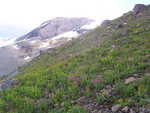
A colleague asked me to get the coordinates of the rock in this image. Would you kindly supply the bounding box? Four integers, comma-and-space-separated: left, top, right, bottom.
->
122, 106, 129, 112
133, 74, 141, 78
101, 88, 112, 95
133, 4, 147, 15
106, 85, 113, 89
125, 77, 136, 84
44, 88, 49, 98
145, 108, 150, 112
121, 29, 129, 36
91, 79, 101, 85
68, 75, 80, 80
12, 80, 19, 86
60, 102, 64, 106
111, 104, 121, 112
74, 96, 86, 103
140, 107, 147, 112
76, 29, 88, 34
115, 24, 123, 29
0, 79, 18, 90
101, 20, 110, 26
130, 109, 136, 113
146, 73, 150, 77
112, 45, 115, 48
73, 80, 81, 86
123, 22, 127, 25
68, 75, 81, 86
91, 75, 103, 85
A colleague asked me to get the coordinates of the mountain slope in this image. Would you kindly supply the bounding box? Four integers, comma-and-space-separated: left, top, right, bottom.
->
0, 17, 95, 77
0, 4, 150, 113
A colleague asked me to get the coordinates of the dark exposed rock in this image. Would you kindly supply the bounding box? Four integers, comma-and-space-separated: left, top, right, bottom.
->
133, 4, 148, 15
115, 24, 123, 29
18, 28, 39, 41
0, 79, 18, 90
101, 20, 110, 26
76, 29, 88, 34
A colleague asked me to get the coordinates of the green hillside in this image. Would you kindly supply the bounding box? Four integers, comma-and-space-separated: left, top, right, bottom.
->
1, 7, 150, 113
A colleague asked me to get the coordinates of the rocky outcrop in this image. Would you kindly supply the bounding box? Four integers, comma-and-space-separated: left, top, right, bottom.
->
0, 80, 18, 91
17, 17, 93, 41
133, 4, 148, 14
101, 20, 110, 26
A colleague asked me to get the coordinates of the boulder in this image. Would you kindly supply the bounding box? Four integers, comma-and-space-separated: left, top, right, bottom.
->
111, 104, 121, 112
125, 77, 136, 84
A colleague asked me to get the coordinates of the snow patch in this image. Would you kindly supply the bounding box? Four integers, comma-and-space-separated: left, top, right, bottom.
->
39, 42, 50, 49
52, 31, 79, 40
24, 56, 31, 60
13, 45, 19, 50
81, 21, 100, 30
30, 40, 37, 44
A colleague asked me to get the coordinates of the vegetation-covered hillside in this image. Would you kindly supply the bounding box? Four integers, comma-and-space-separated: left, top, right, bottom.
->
1, 5, 150, 113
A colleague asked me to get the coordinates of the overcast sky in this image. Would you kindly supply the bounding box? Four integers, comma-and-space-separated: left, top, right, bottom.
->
0, 0, 150, 38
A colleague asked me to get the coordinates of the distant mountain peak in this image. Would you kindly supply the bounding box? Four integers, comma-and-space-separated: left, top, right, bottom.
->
17, 17, 93, 41
0, 17, 98, 76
